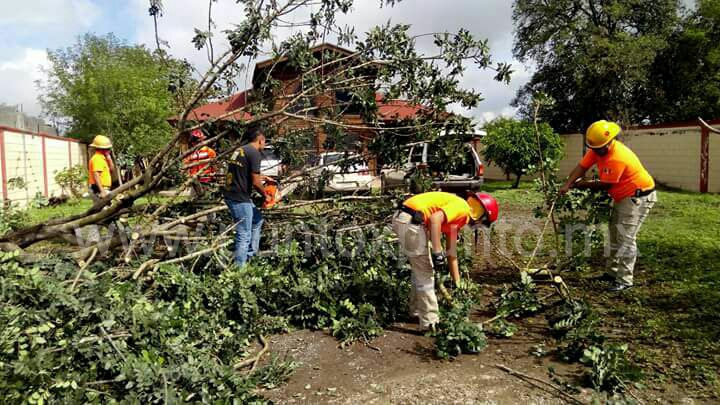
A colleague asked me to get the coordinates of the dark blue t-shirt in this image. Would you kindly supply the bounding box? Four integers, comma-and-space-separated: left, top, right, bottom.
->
223, 144, 262, 202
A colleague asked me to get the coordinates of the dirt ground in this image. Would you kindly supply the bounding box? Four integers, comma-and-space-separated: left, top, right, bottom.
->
258, 269, 699, 404
257, 207, 706, 404
260, 316, 695, 404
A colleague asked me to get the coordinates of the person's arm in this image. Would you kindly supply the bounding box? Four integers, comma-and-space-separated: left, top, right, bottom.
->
106, 153, 115, 175
251, 172, 268, 195
93, 172, 108, 196
428, 210, 445, 254
248, 148, 269, 200
446, 230, 460, 285
559, 164, 588, 195
574, 179, 612, 191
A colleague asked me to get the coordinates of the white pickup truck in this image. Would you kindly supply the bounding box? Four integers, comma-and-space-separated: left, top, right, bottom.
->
380, 140, 484, 193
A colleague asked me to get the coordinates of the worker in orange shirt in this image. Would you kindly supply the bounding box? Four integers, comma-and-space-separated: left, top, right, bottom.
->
88, 135, 115, 202
184, 129, 217, 197
392, 191, 499, 330
559, 120, 657, 292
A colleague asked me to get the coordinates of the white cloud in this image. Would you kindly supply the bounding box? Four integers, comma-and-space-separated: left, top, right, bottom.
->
132, 0, 250, 78
132, 0, 529, 119
0, 0, 100, 29
0, 48, 49, 116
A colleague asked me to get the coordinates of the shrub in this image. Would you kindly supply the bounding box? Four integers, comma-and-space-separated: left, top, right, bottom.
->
428, 299, 487, 359
482, 117, 563, 188
54, 165, 88, 198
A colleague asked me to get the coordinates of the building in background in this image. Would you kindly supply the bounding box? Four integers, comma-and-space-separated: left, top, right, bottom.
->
0, 104, 57, 136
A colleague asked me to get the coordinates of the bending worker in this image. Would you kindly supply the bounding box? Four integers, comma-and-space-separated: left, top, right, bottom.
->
88, 135, 115, 202
392, 191, 498, 330
559, 120, 656, 292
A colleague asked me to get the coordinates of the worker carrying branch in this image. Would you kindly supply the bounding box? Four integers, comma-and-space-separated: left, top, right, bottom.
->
559, 120, 657, 292
184, 129, 217, 197
392, 191, 499, 330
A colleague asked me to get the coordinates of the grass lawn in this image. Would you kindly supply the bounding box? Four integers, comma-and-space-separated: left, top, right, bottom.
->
483, 179, 720, 396
23, 194, 181, 226
620, 191, 720, 392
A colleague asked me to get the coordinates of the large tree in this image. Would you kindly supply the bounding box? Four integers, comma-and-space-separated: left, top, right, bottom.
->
512, 0, 679, 133
644, 0, 720, 122
38, 33, 194, 156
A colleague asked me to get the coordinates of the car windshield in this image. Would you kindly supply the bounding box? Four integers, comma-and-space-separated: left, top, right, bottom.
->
323, 154, 344, 165
263, 148, 279, 161
426, 142, 475, 176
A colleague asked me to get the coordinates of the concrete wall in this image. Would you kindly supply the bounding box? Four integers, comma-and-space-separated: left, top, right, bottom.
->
480, 122, 719, 193
709, 129, 720, 193
0, 126, 87, 207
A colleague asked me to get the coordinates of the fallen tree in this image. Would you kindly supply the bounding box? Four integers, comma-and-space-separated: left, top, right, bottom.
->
1, 0, 510, 258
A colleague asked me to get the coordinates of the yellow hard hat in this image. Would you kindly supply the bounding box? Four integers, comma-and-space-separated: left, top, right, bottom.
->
90, 135, 112, 149
467, 196, 485, 221
585, 120, 621, 149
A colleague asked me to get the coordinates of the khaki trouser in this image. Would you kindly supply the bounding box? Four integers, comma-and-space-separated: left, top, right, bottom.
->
392, 211, 439, 328
608, 191, 657, 286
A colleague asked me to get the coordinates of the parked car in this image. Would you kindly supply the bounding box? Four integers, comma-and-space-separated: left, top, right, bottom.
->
260, 145, 284, 178
380, 140, 484, 193
317, 152, 376, 192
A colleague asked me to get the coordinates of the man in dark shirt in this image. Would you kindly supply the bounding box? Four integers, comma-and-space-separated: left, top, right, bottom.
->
223, 126, 272, 266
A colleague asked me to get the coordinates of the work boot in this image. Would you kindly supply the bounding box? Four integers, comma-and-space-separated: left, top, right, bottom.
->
608, 283, 633, 292
593, 273, 615, 282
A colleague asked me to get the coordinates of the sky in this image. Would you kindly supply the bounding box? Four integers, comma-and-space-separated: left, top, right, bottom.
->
0, 0, 532, 123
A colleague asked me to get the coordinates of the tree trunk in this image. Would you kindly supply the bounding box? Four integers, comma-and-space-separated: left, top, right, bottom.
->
513, 174, 522, 188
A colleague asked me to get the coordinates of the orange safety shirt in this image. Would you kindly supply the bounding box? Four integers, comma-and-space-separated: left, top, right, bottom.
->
88, 152, 112, 187
403, 191, 471, 235
579, 140, 655, 202
185, 146, 217, 183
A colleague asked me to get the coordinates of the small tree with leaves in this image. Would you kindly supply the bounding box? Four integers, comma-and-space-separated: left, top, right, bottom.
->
481, 117, 563, 188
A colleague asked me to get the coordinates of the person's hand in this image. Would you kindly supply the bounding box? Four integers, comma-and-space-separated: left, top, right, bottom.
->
100, 190, 110, 198
431, 251, 447, 270
559, 183, 571, 195
264, 192, 273, 203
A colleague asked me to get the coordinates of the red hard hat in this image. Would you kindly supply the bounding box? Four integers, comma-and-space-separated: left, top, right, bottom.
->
190, 129, 206, 140
469, 192, 499, 226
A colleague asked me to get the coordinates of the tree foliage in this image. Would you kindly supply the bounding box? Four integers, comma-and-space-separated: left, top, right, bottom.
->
645, 0, 720, 122
481, 117, 563, 188
512, 0, 679, 132
38, 33, 194, 156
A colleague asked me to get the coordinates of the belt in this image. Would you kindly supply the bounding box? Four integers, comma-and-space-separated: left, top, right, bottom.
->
397, 204, 425, 225
634, 188, 655, 197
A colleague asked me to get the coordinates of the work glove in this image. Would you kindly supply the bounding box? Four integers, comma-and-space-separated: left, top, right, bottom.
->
431, 251, 447, 271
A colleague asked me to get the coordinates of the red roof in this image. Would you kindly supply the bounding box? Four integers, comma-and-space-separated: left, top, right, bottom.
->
172, 90, 432, 124
170, 91, 252, 123
375, 93, 432, 121
375, 93, 428, 121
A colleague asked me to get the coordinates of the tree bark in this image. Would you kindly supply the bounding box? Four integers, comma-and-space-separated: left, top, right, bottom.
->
513, 174, 522, 188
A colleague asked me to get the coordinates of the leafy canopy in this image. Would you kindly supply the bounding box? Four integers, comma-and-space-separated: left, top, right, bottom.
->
38, 33, 193, 156
644, 0, 720, 122
482, 117, 563, 188
512, 0, 679, 132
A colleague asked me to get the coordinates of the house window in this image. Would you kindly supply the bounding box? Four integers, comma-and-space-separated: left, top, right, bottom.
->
334, 90, 363, 115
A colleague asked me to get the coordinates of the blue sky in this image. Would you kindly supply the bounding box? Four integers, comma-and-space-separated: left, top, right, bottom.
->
0, 0, 532, 121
